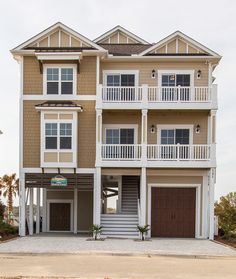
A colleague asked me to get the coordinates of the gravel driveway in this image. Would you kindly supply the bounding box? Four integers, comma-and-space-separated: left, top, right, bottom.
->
0, 234, 235, 257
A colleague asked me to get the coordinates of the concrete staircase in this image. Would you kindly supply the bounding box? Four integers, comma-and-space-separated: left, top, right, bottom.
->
101, 214, 139, 238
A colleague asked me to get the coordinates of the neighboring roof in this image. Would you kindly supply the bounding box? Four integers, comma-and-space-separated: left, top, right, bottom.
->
139, 31, 221, 57
35, 101, 83, 110
12, 22, 106, 52
94, 25, 150, 44
99, 44, 152, 56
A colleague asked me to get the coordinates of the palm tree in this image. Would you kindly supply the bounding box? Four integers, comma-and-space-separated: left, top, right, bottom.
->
0, 174, 19, 224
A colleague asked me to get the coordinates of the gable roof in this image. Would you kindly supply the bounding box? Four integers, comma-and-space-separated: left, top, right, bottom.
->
94, 25, 150, 45
139, 31, 221, 57
12, 22, 106, 52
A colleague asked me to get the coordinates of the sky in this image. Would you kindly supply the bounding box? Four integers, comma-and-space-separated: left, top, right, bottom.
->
0, 0, 235, 205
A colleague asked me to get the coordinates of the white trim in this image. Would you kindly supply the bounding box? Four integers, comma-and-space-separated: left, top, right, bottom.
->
22, 168, 96, 174
157, 69, 195, 87
47, 199, 73, 232
102, 124, 138, 144
147, 183, 201, 238
94, 25, 149, 44
22, 94, 96, 101
156, 124, 194, 145
43, 64, 77, 96
139, 31, 221, 57
103, 70, 139, 86
12, 22, 106, 52
36, 53, 81, 61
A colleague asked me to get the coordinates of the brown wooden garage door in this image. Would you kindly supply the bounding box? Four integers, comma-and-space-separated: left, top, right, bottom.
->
50, 203, 71, 231
151, 187, 196, 238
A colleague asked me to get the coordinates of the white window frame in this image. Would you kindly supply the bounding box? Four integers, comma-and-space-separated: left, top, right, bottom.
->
40, 111, 77, 167
43, 64, 77, 96
156, 124, 194, 145
157, 70, 195, 87
103, 70, 139, 86
103, 124, 138, 144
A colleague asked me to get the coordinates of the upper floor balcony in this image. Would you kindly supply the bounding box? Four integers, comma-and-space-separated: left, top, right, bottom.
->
96, 84, 218, 110
98, 143, 216, 168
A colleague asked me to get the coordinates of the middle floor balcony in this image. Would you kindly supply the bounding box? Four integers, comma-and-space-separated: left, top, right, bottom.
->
97, 143, 216, 168
96, 84, 218, 110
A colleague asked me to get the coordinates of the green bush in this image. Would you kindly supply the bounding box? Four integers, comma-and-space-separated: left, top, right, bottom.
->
215, 192, 236, 239
0, 218, 18, 235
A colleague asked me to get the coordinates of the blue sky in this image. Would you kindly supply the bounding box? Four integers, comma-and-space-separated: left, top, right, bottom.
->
0, 0, 235, 204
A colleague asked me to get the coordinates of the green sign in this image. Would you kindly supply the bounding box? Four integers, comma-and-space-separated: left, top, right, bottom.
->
51, 175, 68, 187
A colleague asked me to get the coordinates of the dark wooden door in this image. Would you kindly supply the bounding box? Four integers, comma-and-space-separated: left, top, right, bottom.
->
50, 203, 71, 231
151, 187, 196, 238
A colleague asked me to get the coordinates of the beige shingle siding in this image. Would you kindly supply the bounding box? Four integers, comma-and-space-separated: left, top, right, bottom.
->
23, 101, 41, 167
23, 56, 43, 94
23, 100, 96, 168
100, 61, 209, 86
147, 111, 208, 145
23, 56, 96, 95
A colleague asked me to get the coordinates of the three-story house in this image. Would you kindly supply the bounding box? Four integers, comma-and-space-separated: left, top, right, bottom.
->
12, 22, 221, 239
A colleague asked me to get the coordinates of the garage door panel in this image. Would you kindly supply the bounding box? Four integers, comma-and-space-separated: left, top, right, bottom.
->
151, 187, 196, 238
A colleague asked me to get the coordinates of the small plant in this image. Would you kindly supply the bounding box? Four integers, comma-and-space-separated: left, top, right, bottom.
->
137, 225, 150, 241
91, 224, 103, 240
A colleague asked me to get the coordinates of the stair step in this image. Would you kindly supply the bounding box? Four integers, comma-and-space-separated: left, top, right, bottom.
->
101, 231, 139, 236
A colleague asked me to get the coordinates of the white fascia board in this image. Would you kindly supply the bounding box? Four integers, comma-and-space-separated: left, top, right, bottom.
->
11, 22, 106, 52
36, 52, 82, 60
139, 31, 221, 58
94, 25, 150, 44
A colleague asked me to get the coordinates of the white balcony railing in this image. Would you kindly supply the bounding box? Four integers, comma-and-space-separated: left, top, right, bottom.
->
148, 86, 212, 102
100, 85, 215, 104
147, 144, 211, 161
101, 144, 142, 160
102, 86, 143, 102
100, 144, 211, 161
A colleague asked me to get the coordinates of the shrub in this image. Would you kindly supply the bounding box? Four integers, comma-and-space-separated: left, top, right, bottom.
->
0, 218, 18, 235
91, 224, 102, 240
215, 192, 236, 239
137, 225, 150, 241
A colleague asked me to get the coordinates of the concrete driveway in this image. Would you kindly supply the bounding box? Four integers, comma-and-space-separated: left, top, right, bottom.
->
0, 234, 236, 257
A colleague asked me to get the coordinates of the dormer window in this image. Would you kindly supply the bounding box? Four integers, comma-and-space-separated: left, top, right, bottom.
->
44, 65, 76, 95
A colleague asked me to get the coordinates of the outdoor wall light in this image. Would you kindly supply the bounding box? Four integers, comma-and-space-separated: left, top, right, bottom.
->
197, 70, 202, 79
150, 125, 156, 133
195, 124, 201, 133
151, 69, 156, 79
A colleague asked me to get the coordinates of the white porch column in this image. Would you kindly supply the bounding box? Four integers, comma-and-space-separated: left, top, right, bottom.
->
96, 109, 102, 166
93, 167, 101, 225
202, 172, 209, 238
42, 188, 47, 232
19, 173, 26, 236
141, 109, 148, 165
209, 168, 215, 240
73, 188, 78, 234
36, 188, 40, 234
140, 167, 147, 226
29, 188, 34, 235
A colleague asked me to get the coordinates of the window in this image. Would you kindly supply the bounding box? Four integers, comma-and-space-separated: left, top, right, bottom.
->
161, 73, 191, 101
45, 122, 72, 150
45, 66, 75, 95
45, 123, 57, 149
106, 74, 135, 87
161, 129, 190, 145
105, 128, 134, 144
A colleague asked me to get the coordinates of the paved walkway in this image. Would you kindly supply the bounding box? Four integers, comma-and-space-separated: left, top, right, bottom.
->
0, 234, 236, 257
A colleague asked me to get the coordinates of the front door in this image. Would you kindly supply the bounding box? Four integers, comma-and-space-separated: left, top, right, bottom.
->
49, 202, 71, 231
151, 187, 196, 238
